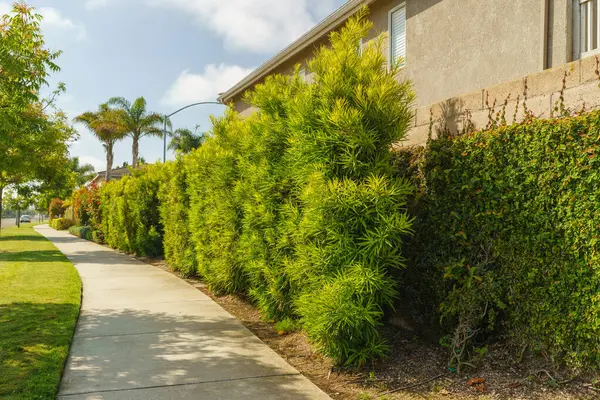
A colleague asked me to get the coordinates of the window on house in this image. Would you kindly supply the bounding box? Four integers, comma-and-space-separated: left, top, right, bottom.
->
389, 4, 406, 67
574, 0, 600, 59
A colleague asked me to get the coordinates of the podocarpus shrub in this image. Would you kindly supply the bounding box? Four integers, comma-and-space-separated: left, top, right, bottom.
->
182, 9, 415, 366
185, 113, 248, 293
99, 164, 163, 256
68, 225, 92, 240
158, 159, 197, 276
409, 111, 600, 370
283, 13, 415, 365
51, 218, 75, 230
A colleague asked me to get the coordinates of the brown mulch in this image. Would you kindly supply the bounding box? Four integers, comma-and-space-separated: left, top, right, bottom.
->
140, 256, 598, 400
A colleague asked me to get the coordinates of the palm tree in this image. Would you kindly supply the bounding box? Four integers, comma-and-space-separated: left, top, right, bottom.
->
107, 96, 163, 167
67, 156, 96, 187
168, 127, 206, 155
74, 104, 127, 181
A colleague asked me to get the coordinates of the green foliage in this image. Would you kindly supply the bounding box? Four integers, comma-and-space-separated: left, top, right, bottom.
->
74, 104, 128, 181
82, 10, 415, 367
91, 230, 104, 244
185, 113, 248, 294
181, 9, 415, 366
107, 96, 163, 167
409, 111, 600, 370
281, 10, 414, 366
274, 318, 298, 335
99, 164, 163, 256
168, 127, 205, 155
0, 5, 74, 197
158, 159, 197, 276
0, 225, 81, 399
68, 225, 92, 241
48, 198, 65, 220
50, 218, 75, 230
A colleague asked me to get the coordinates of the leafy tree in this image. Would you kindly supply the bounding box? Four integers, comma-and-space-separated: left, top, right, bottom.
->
0, 3, 60, 125
74, 104, 128, 181
168, 127, 206, 155
107, 96, 163, 167
3, 186, 35, 227
34, 156, 96, 212
0, 4, 73, 231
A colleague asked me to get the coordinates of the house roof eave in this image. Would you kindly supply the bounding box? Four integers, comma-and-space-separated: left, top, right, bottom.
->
218, 0, 374, 104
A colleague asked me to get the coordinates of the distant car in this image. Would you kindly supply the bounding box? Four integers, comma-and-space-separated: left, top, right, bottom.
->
20, 215, 31, 223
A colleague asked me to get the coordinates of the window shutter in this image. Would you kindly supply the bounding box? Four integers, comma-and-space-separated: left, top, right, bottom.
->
390, 6, 406, 66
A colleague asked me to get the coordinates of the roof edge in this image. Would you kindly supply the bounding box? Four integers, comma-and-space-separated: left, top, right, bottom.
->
218, 0, 373, 104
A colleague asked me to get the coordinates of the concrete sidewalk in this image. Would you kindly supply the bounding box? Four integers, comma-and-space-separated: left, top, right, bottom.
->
35, 225, 330, 400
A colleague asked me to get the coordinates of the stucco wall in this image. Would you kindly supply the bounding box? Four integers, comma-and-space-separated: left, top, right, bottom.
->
364, 0, 547, 107
406, 55, 600, 146
229, 0, 594, 147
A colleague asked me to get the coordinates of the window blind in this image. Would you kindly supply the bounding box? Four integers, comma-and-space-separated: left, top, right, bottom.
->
390, 6, 406, 66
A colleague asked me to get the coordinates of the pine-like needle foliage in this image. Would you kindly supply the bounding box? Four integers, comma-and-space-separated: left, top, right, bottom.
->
143, 8, 414, 366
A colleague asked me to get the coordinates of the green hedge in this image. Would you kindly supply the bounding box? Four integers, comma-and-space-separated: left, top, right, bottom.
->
99, 164, 163, 256
68, 225, 92, 241
50, 218, 75, 230
74, 10, 600, 371
93, 11, 414, 366
158, 159, 197, 276
407, 111, 600, 370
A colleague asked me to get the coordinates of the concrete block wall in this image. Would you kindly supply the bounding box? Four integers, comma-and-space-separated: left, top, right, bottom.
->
405, 55, 600, 146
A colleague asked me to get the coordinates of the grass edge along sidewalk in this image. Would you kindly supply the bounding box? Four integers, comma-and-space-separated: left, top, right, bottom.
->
0, 224, 81, 399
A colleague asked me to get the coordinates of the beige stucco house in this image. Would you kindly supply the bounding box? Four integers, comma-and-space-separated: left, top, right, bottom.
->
218, 0, 600, 145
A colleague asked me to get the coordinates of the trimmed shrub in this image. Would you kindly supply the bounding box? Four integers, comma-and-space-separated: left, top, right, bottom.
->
82, 10, 414, 367
181, 9, 415, 366
91, 230, 104, 244
51, 218, 75, 230
185, 113, 247, 293
99, 164, 163, 256
158, 159, 197, 276
407, 111, 600, 370
68, 225, 92, 240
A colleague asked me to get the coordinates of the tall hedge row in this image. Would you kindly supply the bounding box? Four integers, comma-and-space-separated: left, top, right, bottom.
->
94, 12, 414, 366
99, 164, 163, 257
79, 11, 600, 371
407, 112, 600, 370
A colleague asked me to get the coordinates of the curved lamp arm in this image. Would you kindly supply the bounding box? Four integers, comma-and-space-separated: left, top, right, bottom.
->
163, 101, 226, 162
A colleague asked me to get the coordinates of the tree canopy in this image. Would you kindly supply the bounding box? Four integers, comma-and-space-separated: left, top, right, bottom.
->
0, 4, 77, 230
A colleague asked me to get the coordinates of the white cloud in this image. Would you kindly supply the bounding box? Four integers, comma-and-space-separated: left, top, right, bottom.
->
85, 0, 110, 11
79, 156, 105, 172
151, 0, 337, 53
161, 64, 254, 107
39, 7, 87, 41
0, 4, 86, 41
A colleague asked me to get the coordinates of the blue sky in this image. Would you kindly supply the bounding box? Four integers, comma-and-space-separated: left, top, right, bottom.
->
1, 0, 346, 171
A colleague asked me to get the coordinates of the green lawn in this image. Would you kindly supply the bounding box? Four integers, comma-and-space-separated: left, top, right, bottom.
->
0, 225, 81, 399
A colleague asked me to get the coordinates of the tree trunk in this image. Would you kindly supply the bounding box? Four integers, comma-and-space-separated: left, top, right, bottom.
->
132, 135, 139, 167
106, 142, 113, 181
16, 207, 20, 228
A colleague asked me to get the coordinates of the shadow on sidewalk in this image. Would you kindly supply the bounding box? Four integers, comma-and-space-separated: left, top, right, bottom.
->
61, 307, 324, 399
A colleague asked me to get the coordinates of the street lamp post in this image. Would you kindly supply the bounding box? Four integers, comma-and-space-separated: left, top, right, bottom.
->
162, 101, 224, 162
